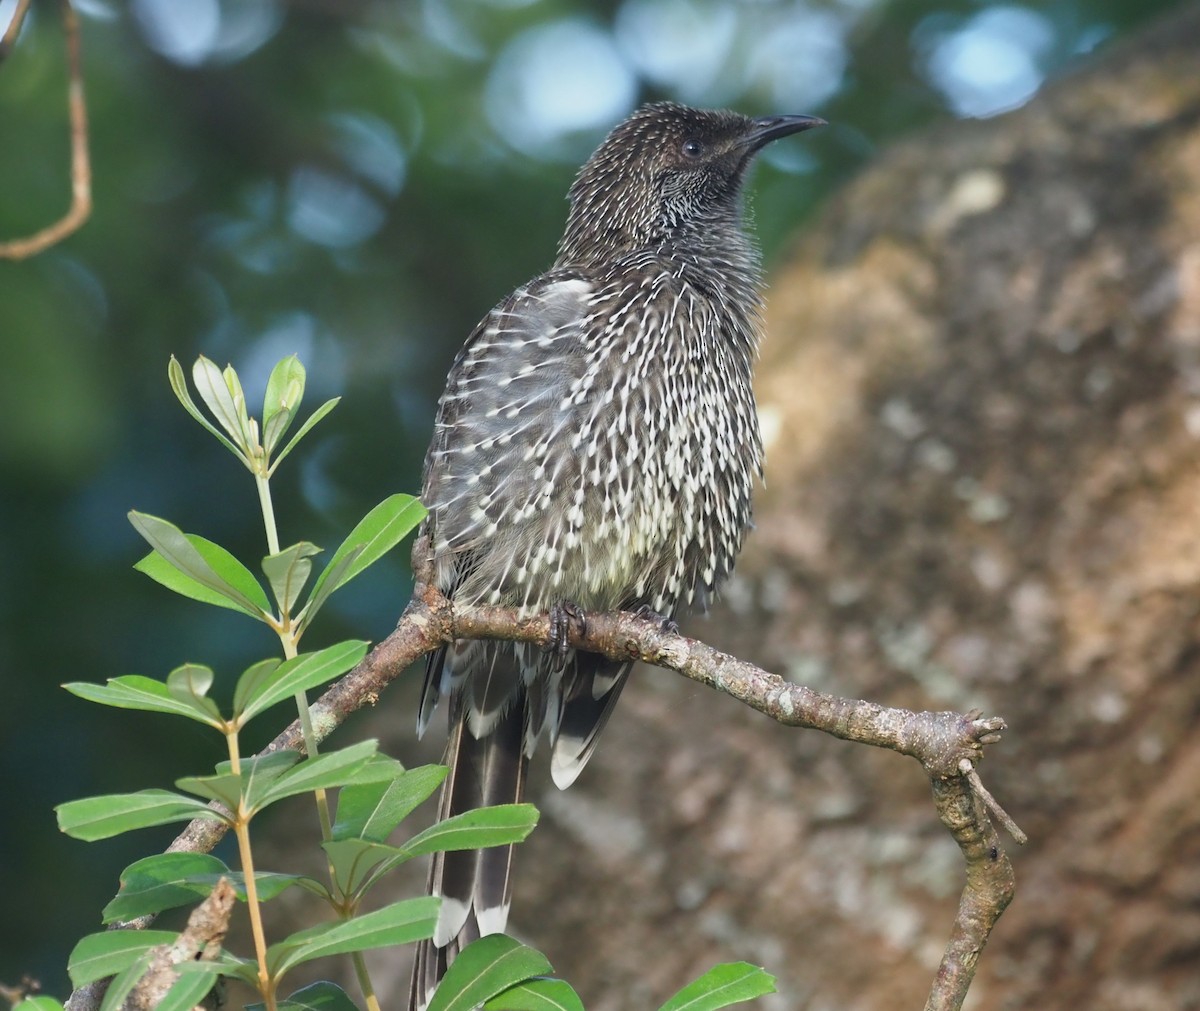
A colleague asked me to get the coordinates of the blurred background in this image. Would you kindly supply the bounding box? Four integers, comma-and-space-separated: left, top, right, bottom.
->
0, 0, 1187, 999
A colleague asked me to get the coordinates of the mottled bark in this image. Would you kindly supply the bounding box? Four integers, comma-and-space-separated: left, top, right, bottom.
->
420, 6, 1200, 1010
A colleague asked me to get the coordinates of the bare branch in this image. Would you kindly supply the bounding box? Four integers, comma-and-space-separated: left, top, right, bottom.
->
924, 777, 1016, 1010
66, 547, 1018, 1011
0, 0, 92, 260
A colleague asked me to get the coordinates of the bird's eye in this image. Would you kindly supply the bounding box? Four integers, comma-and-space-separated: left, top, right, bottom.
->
681, 138, 705, 159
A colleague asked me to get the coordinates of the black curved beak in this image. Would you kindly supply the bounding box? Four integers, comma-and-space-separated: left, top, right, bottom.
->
744, 114, 827, 152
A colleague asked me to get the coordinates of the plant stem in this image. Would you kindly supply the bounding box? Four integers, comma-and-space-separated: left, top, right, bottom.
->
351, 952, 383, 1011
227, 732, 276, 1011
254, 418, 364, 1003
256, 473, 280, 557
256, 469, 332, 835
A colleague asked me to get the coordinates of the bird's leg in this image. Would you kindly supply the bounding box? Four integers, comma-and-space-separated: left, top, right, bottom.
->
632, 603, 679, 635
547, 600, 587, 656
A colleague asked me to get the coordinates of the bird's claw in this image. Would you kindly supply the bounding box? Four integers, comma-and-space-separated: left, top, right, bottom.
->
547, 600, 587, 656
633, 603, 679, 635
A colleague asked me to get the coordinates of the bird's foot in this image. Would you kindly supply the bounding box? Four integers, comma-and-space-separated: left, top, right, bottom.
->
632, 603, 679, 635
547, 600, 587, 656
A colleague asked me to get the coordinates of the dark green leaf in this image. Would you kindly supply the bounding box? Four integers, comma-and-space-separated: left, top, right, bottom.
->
656, 963, 776, 1011
427, 935, 552, 1011
236, 640, 368, 724
185, 870, 317, 903
267, 897, 439, 977
64, 675, 225, 728
402, 804, 538, 857
263, 542, 322, 615
67, 929, 180, 986
129, 513, 270, 617
102, 852, 229, 923
332, 763, 447, 842
483, 977, 585, 1011
249, 980, 360, 1011
57, 791, 227, 841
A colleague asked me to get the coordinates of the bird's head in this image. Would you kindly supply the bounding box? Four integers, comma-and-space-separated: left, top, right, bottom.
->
557, 102, 824, 267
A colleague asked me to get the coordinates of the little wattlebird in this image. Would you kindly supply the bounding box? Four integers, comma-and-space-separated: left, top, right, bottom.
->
408, 101, 824, 1008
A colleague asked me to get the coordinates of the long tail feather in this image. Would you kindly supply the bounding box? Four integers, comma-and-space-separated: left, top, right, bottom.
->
409, 704, 527, 1011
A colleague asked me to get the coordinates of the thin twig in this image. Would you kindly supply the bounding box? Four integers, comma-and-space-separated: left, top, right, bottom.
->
0, 0, 32, 61
0, 0, 92, 259
961, 758, 1028, 845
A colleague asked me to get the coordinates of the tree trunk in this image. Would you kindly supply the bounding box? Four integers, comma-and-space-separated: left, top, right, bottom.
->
479, 5, 1200, 1009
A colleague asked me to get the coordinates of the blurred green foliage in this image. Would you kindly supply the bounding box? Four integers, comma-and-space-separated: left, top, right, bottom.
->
0, 0, 1186, 996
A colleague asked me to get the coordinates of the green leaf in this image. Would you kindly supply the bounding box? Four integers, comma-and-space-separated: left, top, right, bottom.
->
57, 791, 227, 841
306, 494, 426, 611
169, 355, 241, 458
263, 541, 322, 615
427, 935, 552, 1011
103, 852, 229, 923
295, 545, 362, 632
483, 977, 586, 1011
233, 658, 283, 716
263, 404, 293, 461
270, 396, 340, 476
167, 662, 213, 699
262, 355, 306, 452
236, 640, 368, 724
129, 513, 270, 617
192, 355, 246, 447
64, 675, 225, 728
135, 531, 272, 618
656, 963, 777, 1011
323, 838, 399, 898
403, 804, 539, 857
97, 952, 154, 1011
103, 854, 310, 936
166, 664, 223, 723
179, 751, 301, 810
267, 897, 439, 977
15, 999, 66, 1011
191, 870, 318, 903
333, 763, 447, 842
174, 770, 242, 810
250, 980, 360, 1011
150, 964, 221, 1011
67, 929, 180, 986
250, 739, 379, 810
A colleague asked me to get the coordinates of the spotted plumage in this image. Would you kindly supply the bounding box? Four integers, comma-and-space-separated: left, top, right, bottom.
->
409, 102, 823, 1009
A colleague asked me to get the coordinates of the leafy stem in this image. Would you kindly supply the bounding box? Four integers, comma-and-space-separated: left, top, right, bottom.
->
226, 730, 275, 1011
